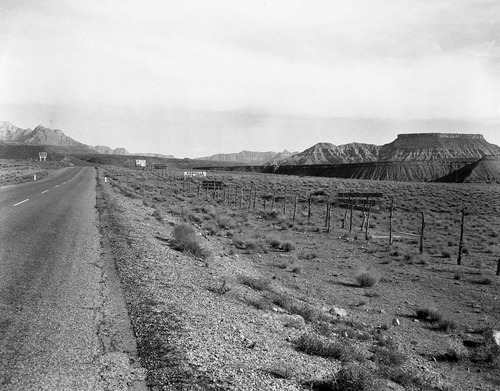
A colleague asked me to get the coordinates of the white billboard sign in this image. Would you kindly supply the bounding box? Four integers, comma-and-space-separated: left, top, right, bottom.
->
135, 159, 146, 167
184, 171, 207, 177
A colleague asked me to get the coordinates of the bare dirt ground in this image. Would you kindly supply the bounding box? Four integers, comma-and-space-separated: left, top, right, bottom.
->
98, 166, 499, 390
0, 159, 67, 187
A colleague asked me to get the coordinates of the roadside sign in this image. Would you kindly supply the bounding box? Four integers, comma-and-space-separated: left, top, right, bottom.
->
335, 203, 381, 214
39, 152, 47, 162
135, 159, 146, 167
332, 191, 384, 214
335, 198, 382, 206
184, 171, 207, 177
153, 164, 167, 169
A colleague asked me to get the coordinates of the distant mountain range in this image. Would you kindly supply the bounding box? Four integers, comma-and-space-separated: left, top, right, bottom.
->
196, 149, 298, 165
200, 133, 500, 183
0, 121, 171, 157
2, 120, 499, 182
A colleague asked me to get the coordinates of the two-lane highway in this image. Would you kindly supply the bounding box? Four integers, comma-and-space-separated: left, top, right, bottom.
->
0, 167, 142, 390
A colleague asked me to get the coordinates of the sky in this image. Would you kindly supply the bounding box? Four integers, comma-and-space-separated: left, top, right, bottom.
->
1, 0, 499, 158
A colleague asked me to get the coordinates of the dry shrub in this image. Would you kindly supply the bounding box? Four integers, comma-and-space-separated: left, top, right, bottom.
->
415, 307, 442, 322
203, 221, 219, 236
373, 346, 407, 366
280, 241, 295, 252
355, 272, 378, 288
436, 318, 458, 332
295, 333, 350, 359
170, 224, 209, 259
216, 215, 236, 229
272, 293, 323, 322
306, 363, 376, 391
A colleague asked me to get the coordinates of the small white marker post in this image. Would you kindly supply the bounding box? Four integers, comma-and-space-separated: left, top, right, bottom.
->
105, 177, 107, 183
34, 174, 37, 181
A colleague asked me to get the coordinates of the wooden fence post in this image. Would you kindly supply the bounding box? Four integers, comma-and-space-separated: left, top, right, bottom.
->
389, 197, 394, 246
365, 206, 372, 240
248, 188, 252, 209
457, 209, 465, 265
239, 188, 243, 208
272, 190, 276, 210
283, 187, 287, 215
419, 211, 425, 254
293, 194, 298, 220
308, 193, 312, 222
324, 202, 329, 227
497, 259, 500, 276
349, 203, 353, 233
342, 205, 348, 229
327, 202, 332, 233
360, 210, 366, 231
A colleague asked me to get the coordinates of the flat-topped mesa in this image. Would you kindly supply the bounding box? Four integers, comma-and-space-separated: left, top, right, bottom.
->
397, 133, 485, 140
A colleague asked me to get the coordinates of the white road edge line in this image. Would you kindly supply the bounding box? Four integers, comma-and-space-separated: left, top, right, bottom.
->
41, 190, 49, 194
14, 199, 29, 206
55, 185, 59, 188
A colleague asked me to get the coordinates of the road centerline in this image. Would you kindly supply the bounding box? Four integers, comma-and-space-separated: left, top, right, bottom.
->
41, 190, 49, 194
14, 199, 30, 206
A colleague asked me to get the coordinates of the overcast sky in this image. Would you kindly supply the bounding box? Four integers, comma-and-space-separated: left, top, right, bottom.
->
1, 0, 499, 157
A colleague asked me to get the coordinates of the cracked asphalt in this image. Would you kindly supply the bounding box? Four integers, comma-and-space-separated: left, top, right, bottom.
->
0, 167, 145, 390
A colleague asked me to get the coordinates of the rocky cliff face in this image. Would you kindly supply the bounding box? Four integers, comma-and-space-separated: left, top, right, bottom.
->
377, 133, 500, 161
273, 142, 380, 165
0, 121, 128, 155
0, 121, 34, 142
436, 156, 500, 183
273, 133, 500, 166
94, 145, 130, 155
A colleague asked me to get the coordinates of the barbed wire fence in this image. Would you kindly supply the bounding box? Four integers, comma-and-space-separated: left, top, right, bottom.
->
142, 166, 500, 275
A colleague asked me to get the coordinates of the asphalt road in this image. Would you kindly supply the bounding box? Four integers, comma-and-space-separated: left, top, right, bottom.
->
0, 167, 144, 390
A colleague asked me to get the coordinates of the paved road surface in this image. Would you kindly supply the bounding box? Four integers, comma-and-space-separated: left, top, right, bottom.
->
0, 167, 143, 390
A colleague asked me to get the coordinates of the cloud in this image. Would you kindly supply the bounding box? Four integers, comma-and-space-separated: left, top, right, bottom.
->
0, 0, 499, 123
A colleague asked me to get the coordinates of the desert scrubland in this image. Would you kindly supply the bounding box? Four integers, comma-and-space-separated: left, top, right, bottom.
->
96, 165, 500, 391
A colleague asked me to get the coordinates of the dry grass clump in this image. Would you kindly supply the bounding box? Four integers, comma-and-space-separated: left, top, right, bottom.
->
216, 215, 236, 229
294, 333, 350, 360
355, 272, 378, 288
415, 308, 458, 332
203, 221, 219, 236
373, 346, 407, 366
271, 293, 324, 323
238, 275, 271, 291
232, 236, 266, 253
280, 241, 295, 252
298, 251, 317, 260
476, 276, 493, 285
306, 363, 376, 391
435, 318, 458, 332
266, 235, 296, 252
208, 278, 231, 295
441, 339, 469, 362
170, 224, 209, 259
415, 307, 443, 322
